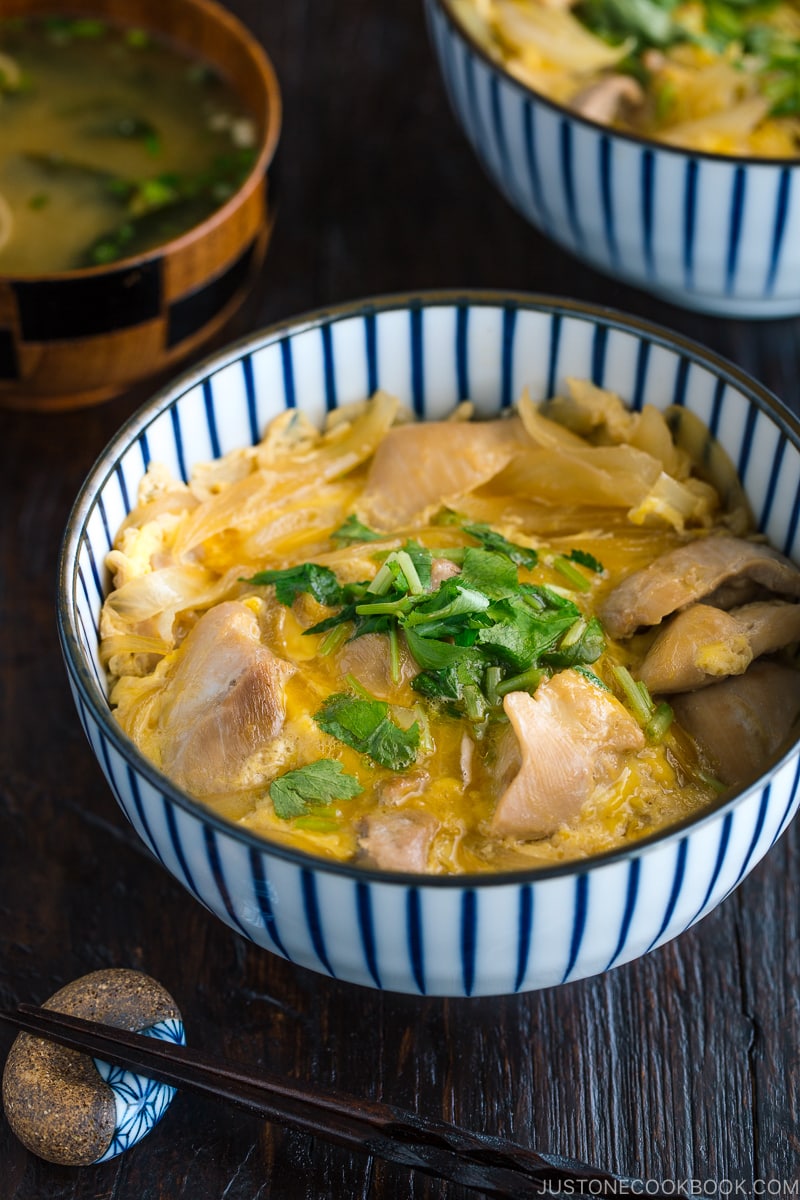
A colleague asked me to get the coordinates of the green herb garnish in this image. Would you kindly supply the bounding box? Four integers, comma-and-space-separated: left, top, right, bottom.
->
612, 664, 673, 741
564, 548, 605, 574
244, 563, 345, 608
315, 694, 420, 771
253, 519, 612, 728
270, 759, 363, 820
331, 515, 383, 545
463, 523, 539, 569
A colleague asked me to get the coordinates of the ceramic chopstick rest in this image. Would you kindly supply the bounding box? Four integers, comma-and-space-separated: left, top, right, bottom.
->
2, 968, 184, 1164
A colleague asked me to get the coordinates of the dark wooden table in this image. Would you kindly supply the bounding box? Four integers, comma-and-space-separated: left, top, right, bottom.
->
2, 2, 800, 1196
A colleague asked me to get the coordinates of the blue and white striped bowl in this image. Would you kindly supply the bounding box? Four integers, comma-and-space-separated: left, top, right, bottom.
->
426, 0, 800, 318
58, 292, 800, 996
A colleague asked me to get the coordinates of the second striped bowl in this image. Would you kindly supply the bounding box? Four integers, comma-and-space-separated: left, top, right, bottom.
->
426, 0, 800, 319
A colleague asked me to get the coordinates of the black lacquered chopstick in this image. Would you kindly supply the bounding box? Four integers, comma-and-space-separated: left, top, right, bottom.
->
1, 1005, 656, 1198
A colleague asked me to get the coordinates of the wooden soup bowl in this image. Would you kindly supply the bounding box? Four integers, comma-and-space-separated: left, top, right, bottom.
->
0, 0, 281, 410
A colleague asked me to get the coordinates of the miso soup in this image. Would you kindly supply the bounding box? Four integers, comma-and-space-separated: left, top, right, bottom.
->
0, 16, 259, 275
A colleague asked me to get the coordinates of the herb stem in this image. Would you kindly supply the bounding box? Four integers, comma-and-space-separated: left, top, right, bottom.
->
344, 674, 374, 700
319, 623, 350, 657
552, 555, 592, 592
645, 701, 674, 744
388, 626, 400, 685
394, 550, 424, 595
496, 666, 547, 698
612, 664, 656, 728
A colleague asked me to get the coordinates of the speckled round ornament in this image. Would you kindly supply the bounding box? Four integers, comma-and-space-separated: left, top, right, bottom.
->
2, 968, 185, 1165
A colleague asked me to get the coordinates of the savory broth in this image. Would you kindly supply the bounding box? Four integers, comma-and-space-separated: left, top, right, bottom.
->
100, 386, 800, 874
0, 16, 257, 274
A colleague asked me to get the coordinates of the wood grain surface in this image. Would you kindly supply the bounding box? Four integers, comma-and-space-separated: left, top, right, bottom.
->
1, 1, 799, 1196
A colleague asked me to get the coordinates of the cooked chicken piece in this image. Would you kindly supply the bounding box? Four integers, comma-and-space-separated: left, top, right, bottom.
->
569, 75, 644, 124
360, 417, 527, 529
376, 769, 431, 807
337, 632, 417, 702
158, 601, 295, 796
734, 600, 800, 660
429, 557, 462, 589
671, 661, 800, 787
359, 810, 439, 872
601, 536, 800, 639
491, 670, 645, 839
639, 601, 800, 693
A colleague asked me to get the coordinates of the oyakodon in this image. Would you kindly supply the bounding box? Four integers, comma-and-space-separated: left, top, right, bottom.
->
99, 381, 800, 873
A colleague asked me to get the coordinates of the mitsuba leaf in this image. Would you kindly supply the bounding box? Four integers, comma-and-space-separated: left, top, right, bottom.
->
315, 693, 419, 771
543, 616, 606, 668
401, 540, 433, 591
458, 548, 520, 600
270, 759, 363, 820
246, 563, 343, 607
411, 651, 485, 704
564, 548, 605, 574
477, 597, 576, 669
519, 584, 581, 616
331, 515, 383, 545
463, 524, 539, 569
404, 627, 474, 670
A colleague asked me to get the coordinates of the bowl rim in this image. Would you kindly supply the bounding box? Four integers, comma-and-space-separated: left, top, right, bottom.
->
58, 287, 800, 888
429, 0, 800, 172
0, 0, 282, 282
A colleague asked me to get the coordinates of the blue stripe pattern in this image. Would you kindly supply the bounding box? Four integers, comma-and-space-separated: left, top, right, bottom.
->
501, 305, 516, 408
522, 101, 548, 233
605, 858, 641, 971
645, 840, 687, 953
456, 304, 469, 400
562, 874, 588, 983
598, 136, 619, 272
202, 379, 221, 459
758, 433, 785, 532
772, 757, 800, 846
559, 120, 582, 254
514, 885, 533, 992
204, 826, 251, 939
767, 169, 791, 294
321, 323, 337, 411
356, 881, 382, 989
302, 869, 335, 977
60, 292, 800, 996
170, 406, 188, 483
726, 168, 746, 296
631, 339, 650, 413
248, 848, 290, 960
426, 0, 800, 316
410, 304, 425, 416
407, 889, 426, 995
241, 353, 260, 446
364, 310, 378, 397
280, 337, 296, 409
